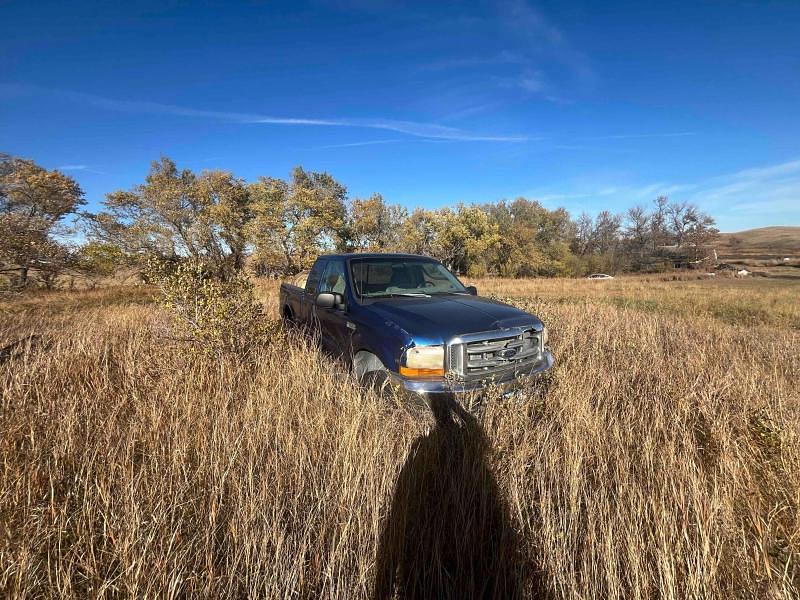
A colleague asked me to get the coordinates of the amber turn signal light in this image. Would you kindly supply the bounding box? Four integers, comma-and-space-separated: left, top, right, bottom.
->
399, 366, 445, 378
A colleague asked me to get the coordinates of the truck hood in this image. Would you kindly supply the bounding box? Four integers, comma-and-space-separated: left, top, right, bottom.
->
367, 294, 543, 344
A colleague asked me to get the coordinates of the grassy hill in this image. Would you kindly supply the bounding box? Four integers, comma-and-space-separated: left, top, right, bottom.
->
717, 226, 800, 260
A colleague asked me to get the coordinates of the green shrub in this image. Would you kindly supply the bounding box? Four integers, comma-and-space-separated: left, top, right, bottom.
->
145, 258, 276, 359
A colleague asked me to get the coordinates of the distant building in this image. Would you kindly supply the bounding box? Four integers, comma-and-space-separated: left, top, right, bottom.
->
656, 244, 718, 269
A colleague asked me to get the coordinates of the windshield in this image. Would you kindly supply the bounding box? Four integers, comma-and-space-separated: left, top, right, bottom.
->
350, 258, 467, 298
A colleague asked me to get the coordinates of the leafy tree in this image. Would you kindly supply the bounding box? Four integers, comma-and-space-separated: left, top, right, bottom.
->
503, 199, 576, 276
248, 167, 347, 275
483, 199, 594, 277
0, 154, 84, 288
349, 193, 407, 251
87, 157, 252, 275
5, 151, 729, 284
433, 205, 500, 276
195, 170, 252, 270
564, 209, 624, 274
73, 241, 127, 288
398, 208, 440, 257
483, 201, 545, 277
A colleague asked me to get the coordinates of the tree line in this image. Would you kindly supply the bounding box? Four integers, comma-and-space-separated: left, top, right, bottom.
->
0, 153, 719, 288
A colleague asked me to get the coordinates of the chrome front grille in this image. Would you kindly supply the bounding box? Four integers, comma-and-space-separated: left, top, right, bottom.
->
447, 328, 542, 380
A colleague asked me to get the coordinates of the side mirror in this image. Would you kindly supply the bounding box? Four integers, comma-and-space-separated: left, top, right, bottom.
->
333, 293, 346, 310
316, 292, 335, 308
316, 292, 345, 309
465, 285, 478, 296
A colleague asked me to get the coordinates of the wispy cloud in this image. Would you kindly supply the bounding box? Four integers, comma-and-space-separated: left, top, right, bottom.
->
509, 71, 572, 104
306, 139, 404, 150
551, 144, 633, 152
536, 191, 595, 202
536, 184, 665, 203
528, 158, 800, 230
1, 83, 527, 142
583, 132, 698, 140
57, 164, 106, 174
536, 181, 698, 208
498, 0, 595, 87
721, 159, 800, 181
251, 114, 527, 141
419, 51, 525, 72
502, 0, 566, 49
517, 72, 547, 94
439, 102, 500, 122
416, 2, 594, 105
686, 159, 800, 228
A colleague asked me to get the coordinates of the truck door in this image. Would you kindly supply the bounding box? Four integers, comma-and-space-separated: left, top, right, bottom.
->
315, 259, 352, 357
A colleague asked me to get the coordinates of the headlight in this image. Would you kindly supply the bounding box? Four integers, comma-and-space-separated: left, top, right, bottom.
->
400, 345, 445, 377
541, 326, 549, 347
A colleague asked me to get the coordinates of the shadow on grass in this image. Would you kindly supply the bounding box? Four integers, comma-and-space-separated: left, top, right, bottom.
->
375, 394, 542, 599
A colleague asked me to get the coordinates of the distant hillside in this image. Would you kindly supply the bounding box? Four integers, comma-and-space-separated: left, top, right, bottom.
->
717, 226, 800, 259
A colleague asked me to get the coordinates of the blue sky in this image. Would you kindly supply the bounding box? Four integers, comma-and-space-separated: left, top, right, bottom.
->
1, 0, 799, 232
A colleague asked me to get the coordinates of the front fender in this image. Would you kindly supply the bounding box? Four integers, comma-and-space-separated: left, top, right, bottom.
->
349, 312, 412, 375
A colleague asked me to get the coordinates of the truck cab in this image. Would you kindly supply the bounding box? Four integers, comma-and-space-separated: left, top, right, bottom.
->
279, 253, 554, 397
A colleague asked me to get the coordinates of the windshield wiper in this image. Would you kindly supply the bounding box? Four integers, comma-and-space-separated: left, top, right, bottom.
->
366, 292, 431, 298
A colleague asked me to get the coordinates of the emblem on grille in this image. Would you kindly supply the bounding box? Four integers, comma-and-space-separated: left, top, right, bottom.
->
497, 348, 518, 360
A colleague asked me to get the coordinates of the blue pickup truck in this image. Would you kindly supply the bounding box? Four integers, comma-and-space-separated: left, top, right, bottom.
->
279, 253, 553, 396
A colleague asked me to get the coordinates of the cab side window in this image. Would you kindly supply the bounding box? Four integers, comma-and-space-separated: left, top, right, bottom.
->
319, 260, 347, 296
305, 260, 326, 296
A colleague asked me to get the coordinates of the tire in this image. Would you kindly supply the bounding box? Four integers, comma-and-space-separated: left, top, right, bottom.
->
354, 351, 395, 399
281, 305, 295, 329
360, 368, 393, 395
353, 351, 426, 415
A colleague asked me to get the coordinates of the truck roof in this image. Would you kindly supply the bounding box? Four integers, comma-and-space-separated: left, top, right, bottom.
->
318, 252, 437, 261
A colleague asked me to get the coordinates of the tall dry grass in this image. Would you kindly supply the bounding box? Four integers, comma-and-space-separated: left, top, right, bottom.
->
1, 277, 798, 598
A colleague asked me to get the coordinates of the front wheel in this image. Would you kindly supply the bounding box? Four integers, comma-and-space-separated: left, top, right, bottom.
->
360, 368, 393, 395
353, 351, 395, 399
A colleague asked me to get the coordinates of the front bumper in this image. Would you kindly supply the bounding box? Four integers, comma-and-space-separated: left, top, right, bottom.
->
388, 350, 554, 397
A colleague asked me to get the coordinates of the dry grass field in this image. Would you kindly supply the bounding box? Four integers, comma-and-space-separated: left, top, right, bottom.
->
1, 275, 799, 598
